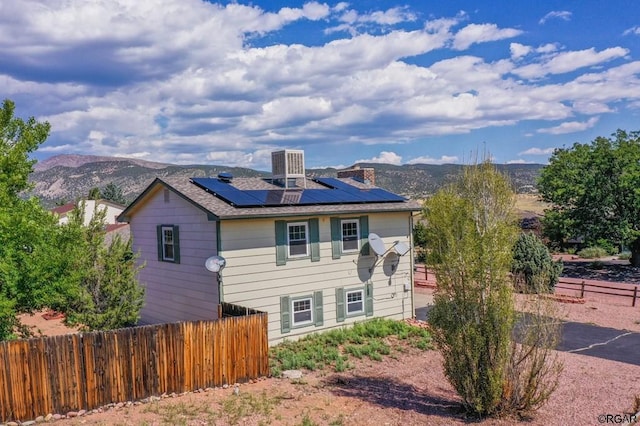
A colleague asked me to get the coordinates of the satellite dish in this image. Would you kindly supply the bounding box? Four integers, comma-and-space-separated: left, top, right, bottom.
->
394, 241, 410, 256
368, 233, 386, 256
205, 255, 226, 272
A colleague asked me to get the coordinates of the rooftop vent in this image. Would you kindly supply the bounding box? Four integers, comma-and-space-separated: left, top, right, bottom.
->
218, 172, 233, 183
272, 149, 306, 188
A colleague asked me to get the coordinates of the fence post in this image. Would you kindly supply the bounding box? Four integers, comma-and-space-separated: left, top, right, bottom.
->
580, 281, 585, 299
633, 286, 637, 308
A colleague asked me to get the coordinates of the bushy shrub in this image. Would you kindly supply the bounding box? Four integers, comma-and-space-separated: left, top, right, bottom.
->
511, 233, 562, 294
577, 246, 608, 259
595, 239, 619, 255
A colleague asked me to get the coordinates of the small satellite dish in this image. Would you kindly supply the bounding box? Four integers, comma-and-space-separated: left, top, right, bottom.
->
394, 241, 410, 257
368, 233, 386, 256
205, 255, 226, 272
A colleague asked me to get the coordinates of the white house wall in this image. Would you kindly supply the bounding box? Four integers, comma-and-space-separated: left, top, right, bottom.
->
129, 188, 219, 324
82, 200, 125, 225
220, 212, 414, 344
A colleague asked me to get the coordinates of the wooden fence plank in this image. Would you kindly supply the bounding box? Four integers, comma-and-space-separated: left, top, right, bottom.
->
1, 306, 268, 423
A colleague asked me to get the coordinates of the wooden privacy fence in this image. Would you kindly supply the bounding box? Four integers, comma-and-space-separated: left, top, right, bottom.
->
0, 303, 268, 422
556, 279, 639, 307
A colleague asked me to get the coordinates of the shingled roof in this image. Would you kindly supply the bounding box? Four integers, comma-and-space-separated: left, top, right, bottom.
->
119, 176, 421, 222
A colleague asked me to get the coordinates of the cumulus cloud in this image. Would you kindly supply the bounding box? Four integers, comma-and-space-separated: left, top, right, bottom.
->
452, 23, 522, 50
407, 155, 459, 165
1, 2, 639, 168
506, 159, 533, 164
326, 5, 417, 34
537, 117, 599, 135
513, 47, 629, 79
518, 147, 556, 155
356, 151, 403, 165
539, 11, 572, 24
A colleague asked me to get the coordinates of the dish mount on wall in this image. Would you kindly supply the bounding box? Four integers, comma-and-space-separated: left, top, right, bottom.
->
367, 233, 411, 273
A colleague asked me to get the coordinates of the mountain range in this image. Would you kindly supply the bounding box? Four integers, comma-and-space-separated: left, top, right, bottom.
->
28, 154, 544, 207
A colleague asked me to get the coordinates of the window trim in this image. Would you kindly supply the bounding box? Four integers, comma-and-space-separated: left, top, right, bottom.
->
287, 221, 309, 258
291, 296, 314, 327
345, 288, 364, 316
157, 224, 180, 264
331, 216, 369, 259
341, 219, 360, 253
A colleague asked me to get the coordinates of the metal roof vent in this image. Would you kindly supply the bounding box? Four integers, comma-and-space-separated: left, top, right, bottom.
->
271, 149, 306, 188
218, 172, 233, 183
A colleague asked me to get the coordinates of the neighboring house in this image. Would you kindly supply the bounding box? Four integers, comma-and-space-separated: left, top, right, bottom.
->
118, 150, 421, 344
51, 199, 126, 226
51, 199, 130, 243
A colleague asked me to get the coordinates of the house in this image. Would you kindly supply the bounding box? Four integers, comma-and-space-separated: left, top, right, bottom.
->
118, 150, 422, 344
51, 199, 130, 244
51, 199, 127, 226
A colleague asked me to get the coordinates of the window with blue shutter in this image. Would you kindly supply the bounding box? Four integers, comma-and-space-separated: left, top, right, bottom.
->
157, 224, 180, 263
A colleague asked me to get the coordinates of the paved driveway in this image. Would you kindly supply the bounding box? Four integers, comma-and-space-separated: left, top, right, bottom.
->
414, 291, 640, 366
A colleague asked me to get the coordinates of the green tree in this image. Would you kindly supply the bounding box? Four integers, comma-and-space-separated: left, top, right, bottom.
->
63, 202, 144, 330
424, 162, 561, 417
538, 130, 640, 265
101, 182, 126, 205
0, 99, 50, 201
0, 99, 72, 340
88, 187, 102, 200
511, 233, 562, 293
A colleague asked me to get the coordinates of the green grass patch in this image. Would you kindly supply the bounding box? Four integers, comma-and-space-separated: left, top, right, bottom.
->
270, 318, 431, 376
577, 246, 608, 259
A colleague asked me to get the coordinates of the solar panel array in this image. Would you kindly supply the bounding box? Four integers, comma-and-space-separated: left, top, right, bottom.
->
190, 177, 405, 207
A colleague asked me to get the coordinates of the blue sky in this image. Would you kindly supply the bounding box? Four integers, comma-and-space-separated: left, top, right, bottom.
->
2, 1, 639, 170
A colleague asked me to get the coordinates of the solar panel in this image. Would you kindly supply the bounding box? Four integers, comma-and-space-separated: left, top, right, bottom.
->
191, 177, 405, 207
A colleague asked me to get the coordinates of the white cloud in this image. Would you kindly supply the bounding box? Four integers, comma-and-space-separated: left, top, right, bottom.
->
539, 11, 572, 24
327, 5, 417, 34
623, 26, 640, 36
407, 155, 459, 165
510, 42, 558, 60
518, 147, 555, 156
537, 117, 599, 135
452, 23, 522, 50
1, 2, 639, 168
356, 151, 403, 165
513, 47, 629, 79
510, 43, 531, 59
506, 159, 533, 164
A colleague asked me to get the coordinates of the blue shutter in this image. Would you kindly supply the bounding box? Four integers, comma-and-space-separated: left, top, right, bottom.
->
336, 287, 345, 322
275, 221, 287, 266
156, 225, 163, 261
359, 216, 370, 256
330, 217, 341, 259
313, 291, 323, 326
309, 218, 320, 262
172, 225, 180, 264
365, 283, 374, 317
280, 296, 291, 333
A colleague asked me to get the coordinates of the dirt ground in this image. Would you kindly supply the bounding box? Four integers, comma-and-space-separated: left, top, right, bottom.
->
14, 259, 640, 425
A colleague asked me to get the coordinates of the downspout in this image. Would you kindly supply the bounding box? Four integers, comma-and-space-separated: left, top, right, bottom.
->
409, 212, 415, 319
216, 220, 224, 303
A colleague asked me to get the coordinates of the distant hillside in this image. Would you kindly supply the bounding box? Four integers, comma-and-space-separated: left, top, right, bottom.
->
28, 154, 544, 207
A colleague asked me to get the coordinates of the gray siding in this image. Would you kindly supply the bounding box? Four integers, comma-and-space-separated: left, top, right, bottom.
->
130, 187, 219, 324
221, 212, 415, 344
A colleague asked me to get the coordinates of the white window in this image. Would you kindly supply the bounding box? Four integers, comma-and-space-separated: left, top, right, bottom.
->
288, 222, 308, 257
161, 226, 175, 261
341, 219, 360, 252
292, 297, 313, 325
346, 289, 364, 314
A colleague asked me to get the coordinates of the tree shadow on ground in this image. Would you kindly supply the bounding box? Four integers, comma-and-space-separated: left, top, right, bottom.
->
322, 374, 475, 423
562, 261, 640, 283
